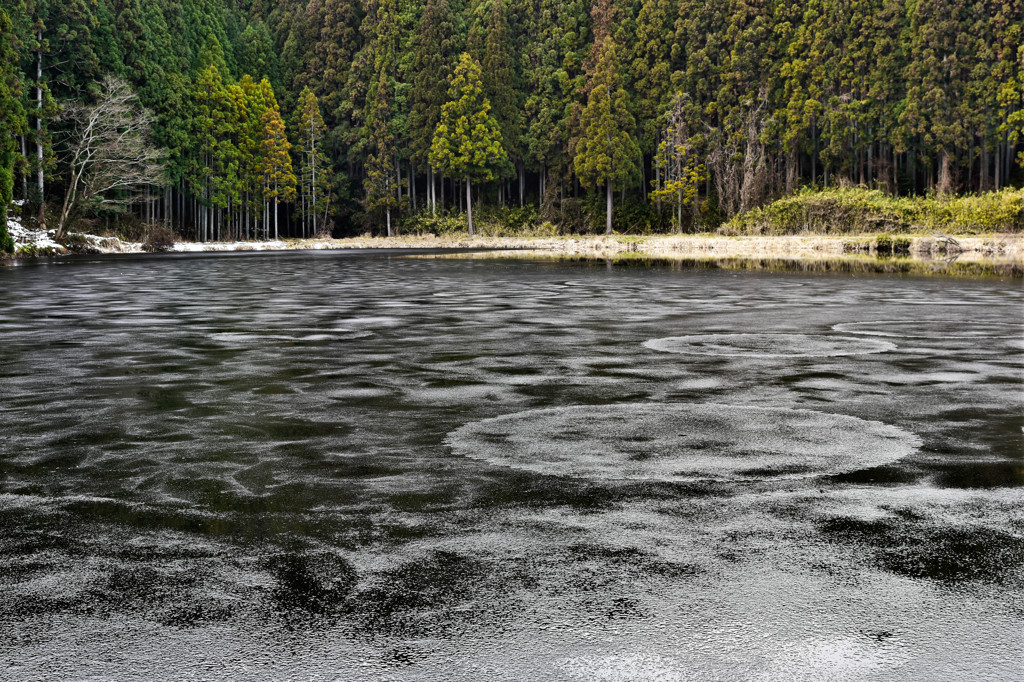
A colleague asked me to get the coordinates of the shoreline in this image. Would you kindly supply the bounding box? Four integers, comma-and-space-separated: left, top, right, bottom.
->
5, 229, 1022, 273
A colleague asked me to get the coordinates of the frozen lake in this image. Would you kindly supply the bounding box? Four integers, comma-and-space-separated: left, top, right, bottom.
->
1, 252, 1022, 680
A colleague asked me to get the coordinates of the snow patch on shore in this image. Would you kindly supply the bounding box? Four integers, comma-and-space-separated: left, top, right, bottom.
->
7, 215, 65, 253
173, 240, 291, 252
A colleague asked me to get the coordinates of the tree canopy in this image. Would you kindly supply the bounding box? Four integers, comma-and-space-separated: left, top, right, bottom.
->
0, 0, 1020, 241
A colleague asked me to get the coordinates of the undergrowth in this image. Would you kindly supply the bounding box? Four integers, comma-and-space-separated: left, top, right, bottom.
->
722, 188, 1024, 236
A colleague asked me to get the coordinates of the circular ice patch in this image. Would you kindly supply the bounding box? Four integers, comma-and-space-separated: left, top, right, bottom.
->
447, 404, 920, 482
832, 320, 1021, 340
644, 334, 895, 358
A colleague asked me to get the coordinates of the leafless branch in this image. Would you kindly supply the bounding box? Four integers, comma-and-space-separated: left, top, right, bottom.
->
56, 76, 166, 237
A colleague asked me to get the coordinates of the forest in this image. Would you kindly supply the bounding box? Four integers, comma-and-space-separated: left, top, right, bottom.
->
0, 0, 1022, 248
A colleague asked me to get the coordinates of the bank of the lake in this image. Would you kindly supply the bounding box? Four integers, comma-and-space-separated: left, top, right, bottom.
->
4, 228, 1019, 262
6, 188, 1021, 270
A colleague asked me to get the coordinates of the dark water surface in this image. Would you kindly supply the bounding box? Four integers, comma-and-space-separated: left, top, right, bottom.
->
1, 251, 1022, 680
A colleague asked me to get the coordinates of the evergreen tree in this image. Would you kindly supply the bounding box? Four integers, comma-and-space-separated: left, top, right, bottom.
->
0, 8, 25, 253
629, 0, 675, 167
0, 0, 1019, 241
482, 0, 519, 194
409, 0, 456, 215
294, 86, 330, 236
307, 0, 361, 124
429, 53, 507, 235
189, 64, 221, 241
239, 75, 275, 238
260, 102, 297, 240
364, 0, 401, 236
574, 37, 639, 234
524, 0, 589, 199
366, 71, 397, 235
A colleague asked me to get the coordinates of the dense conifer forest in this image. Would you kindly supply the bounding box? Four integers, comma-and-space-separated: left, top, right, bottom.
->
0, 0, 1021, 246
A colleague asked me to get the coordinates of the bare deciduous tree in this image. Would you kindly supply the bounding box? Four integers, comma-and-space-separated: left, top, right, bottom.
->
56, 77, 165, 238
708, 87, 771, 217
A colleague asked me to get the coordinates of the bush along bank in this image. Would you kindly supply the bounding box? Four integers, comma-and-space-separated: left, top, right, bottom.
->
721, 188, 1024, 236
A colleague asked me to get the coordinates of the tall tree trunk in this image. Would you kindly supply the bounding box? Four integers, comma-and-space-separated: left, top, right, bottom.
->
640, 154, 647, 204
893, 149, 899, 197
466, 175, 473, 236
403, 163, 411, 210
605, 177, 612, 235
35, 33, 45, 228
981, 135, 989, 192
994, 143, 1000, 191
311, 140, 317, 236
394, 153, 401, 206
867, 134, 873, 187
386, 207, 391, 237
655, 157, 661, 214
1005, 134, 1013, 187
936, 149, 951, 196
671, 186, 679, 233
811, 119, 818, 185
968, 135, 974, 190
429, 167, 435, 217
19, 134, 27, 201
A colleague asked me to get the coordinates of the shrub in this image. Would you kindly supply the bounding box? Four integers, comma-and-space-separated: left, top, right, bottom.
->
58, 232, 95, 253
143, 225, 177, 252
722, 187, 1024, 236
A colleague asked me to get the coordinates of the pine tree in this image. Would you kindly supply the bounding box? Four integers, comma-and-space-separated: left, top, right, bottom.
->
189, 64, 224, 241
629, 0, 676, 163
364, 0, 401, 236
238, 75, 275, 239
366, 71, 397, 234
482, 0, 519, 194
294, 86, 330, 236
574, 37, 639, 234
524, 0, 589, 198
429, 53, 507, 235
260, 103, 297, 240
0, 8, 26, 253
902, 0, 972, 194
409, 0, 456, 216
306, 0, 360, 124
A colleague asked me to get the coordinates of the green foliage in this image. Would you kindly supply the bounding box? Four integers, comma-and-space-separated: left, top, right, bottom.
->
651, 92, 706, 232
429, 53, 507, 183
0, 8, 25, 253
481, 0, 519, 174
364, 0, 402, 225
261, 104, 296, 203
522, 0, 587, 176
1, 0, 1021, 240
573, 37, 640, 190
408, 0, 456, 168
724, 188, 1024, 236
400, 205, 549, 237
294, 87, 330, 233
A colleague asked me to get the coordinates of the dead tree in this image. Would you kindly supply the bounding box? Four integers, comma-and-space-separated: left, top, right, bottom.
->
56, 77, 165, 238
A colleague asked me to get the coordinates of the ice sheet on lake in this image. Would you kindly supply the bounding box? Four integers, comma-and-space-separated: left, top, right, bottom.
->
644, 333, 896, 357
447, 403, 921, 482
833, 319, 1021, 339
